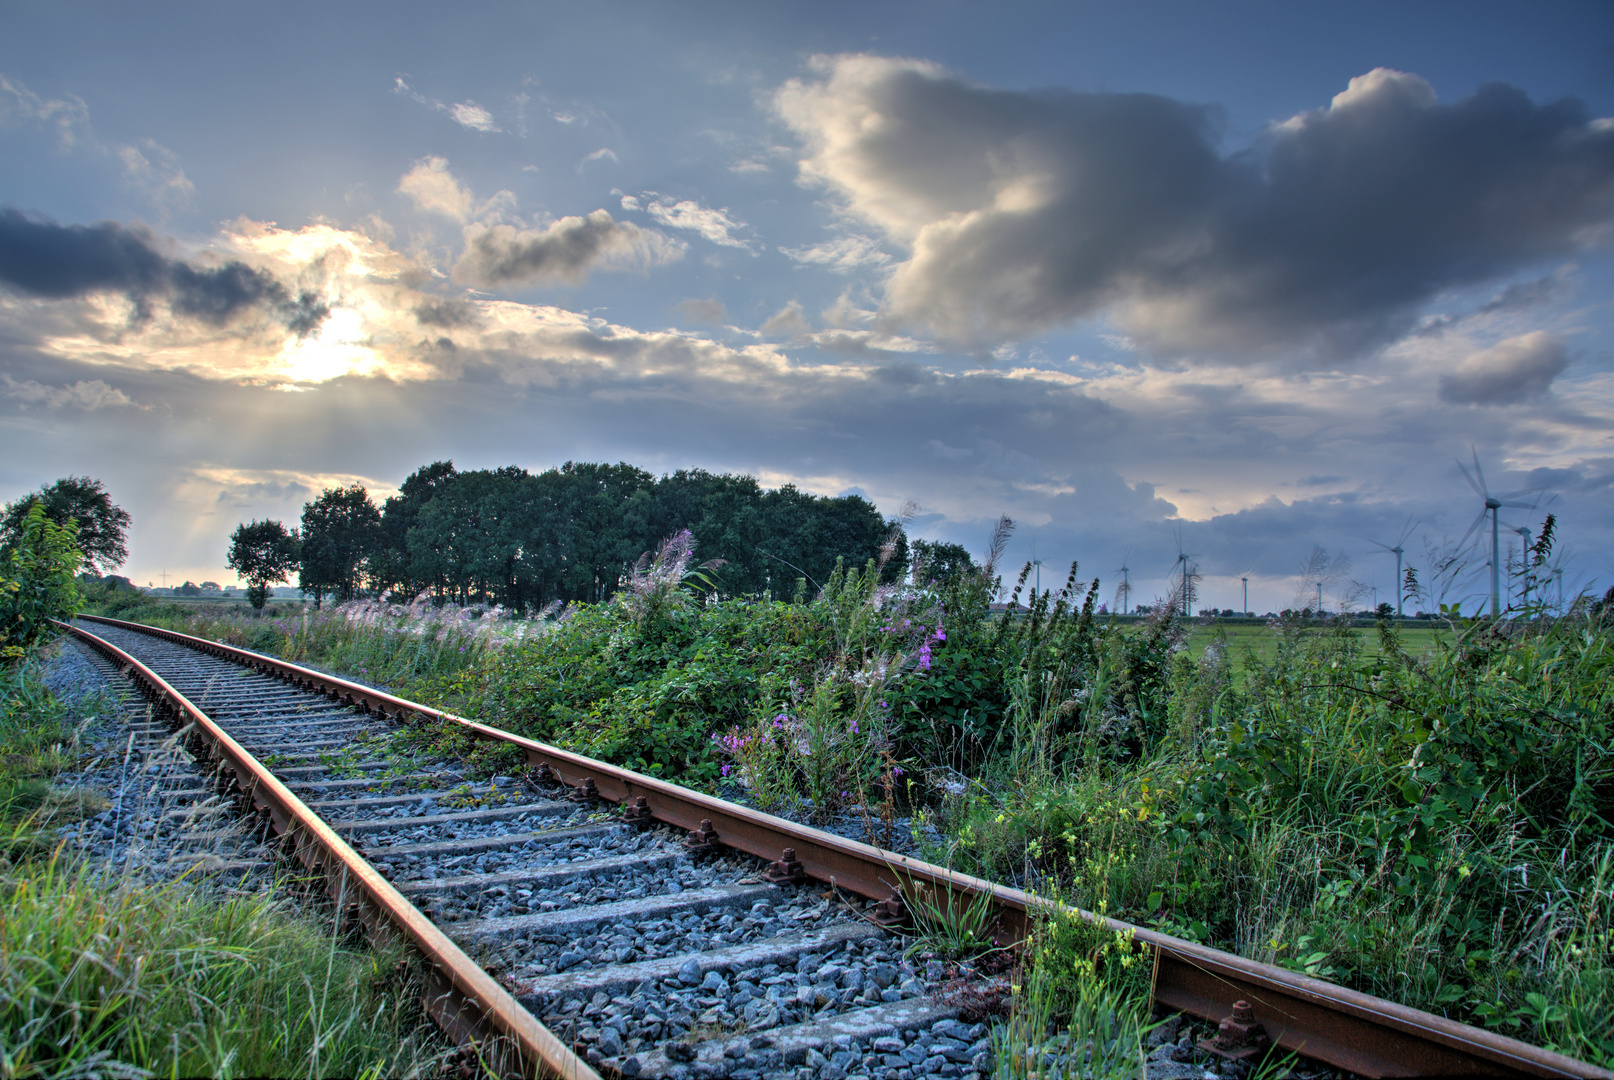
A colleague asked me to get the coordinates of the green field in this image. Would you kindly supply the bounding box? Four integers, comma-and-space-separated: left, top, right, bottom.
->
1179, 618, 1452, 665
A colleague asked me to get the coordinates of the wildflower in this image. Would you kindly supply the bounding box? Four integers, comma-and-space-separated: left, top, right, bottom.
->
891, 766, 904, 777
721, 763, 733, 778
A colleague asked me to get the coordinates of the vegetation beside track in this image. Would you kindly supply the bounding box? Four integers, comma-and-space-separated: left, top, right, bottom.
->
80, 544, 1614, 1066
4, 550, 447, 1078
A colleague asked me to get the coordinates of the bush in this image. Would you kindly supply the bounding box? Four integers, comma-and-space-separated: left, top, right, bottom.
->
0, 505, 80, 661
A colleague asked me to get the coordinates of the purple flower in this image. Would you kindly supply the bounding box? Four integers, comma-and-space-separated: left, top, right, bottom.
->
892, 766, 904, 776
721, 763, 733, 777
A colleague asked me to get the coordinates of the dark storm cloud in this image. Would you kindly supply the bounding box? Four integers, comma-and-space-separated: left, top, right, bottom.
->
778, 59, 1614, 361
0, 209, 327, 335
453, 211, 682, 288
1439, 331, 1569, 404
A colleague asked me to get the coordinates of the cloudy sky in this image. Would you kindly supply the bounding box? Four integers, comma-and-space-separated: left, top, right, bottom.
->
3, 0, 1613, 613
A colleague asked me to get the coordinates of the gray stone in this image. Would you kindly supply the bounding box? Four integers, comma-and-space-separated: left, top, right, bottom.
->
678, 957, 704, 985
804, 1048, 829, 1070
597, 1027, 624, 1057
873, 1037, 905, 1054
701, 970, 727, 992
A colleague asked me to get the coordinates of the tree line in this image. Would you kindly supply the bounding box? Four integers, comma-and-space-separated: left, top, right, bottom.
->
228, 461, 974, 610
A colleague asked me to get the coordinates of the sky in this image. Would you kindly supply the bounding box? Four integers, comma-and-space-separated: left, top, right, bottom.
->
2, 0, 1613, 614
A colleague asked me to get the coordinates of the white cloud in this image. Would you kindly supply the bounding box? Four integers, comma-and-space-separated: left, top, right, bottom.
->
677, 297, 729, 324
1, 375, 139, 410
778, 233, 891, 273
628, 193, 754, 249
581, 148, 619, 168
0, 71, 89, 147
392, 76, 501, 134
397, 156, 476, 220
116, 139, 196, 211
1440, 331, 1570, 405
448, 101, 499, 132
761, 300, 810, 338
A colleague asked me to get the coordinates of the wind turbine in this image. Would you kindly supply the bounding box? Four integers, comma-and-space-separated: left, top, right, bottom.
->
1368, 519, 1419, 618
1171, 529, 1200, 618
1506, 522, 1534, 610
1457, 452, 1540, 618
1114, 550, 1133, 616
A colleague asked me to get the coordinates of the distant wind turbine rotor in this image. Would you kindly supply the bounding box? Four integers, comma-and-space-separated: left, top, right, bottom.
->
1114, 549, 1133, 616
1368, 518, 1419, 618
1456, 451, 1541, 618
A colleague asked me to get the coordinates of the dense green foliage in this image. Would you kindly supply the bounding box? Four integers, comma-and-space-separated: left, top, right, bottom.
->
226, 518, 300, 609
0, 475, 130, 574
0, 504, 82, 661
299, 482, 382, 607
258, 459, 909, 611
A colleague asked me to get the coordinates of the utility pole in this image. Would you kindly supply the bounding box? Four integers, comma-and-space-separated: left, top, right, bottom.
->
1242, 576, 1248, 616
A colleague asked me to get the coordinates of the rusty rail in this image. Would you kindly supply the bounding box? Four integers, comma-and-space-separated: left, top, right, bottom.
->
57, 618, 600, 1080
71, 614, 1613, 1078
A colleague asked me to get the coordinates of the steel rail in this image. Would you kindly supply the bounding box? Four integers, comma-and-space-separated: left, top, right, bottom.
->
72, 614, 1613, 1079
57, 618, 601, 1080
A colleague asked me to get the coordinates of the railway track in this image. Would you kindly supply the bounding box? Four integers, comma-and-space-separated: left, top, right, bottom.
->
56, 614, 1613, 1080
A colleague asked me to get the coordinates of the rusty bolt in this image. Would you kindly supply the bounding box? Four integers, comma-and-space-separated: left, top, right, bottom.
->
684, 819, 720, 854
531, 762, 556, 785
567, 777, 598, 802
871, 887, 909, 928
623, 796, 653, 827
1198, 1000, 1270, 1061
764, 847, 806, 884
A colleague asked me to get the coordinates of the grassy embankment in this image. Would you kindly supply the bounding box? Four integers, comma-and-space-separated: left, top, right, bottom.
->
80, 569, 1614, 1071
0, 629, 446, 1078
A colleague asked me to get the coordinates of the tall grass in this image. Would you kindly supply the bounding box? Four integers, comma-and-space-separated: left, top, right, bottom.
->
0, 848, 444, 1079
82, 588, 549, 697
946, 609, 1614, 1064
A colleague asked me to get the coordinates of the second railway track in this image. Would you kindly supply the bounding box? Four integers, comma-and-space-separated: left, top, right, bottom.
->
56, 614, 1614, 1080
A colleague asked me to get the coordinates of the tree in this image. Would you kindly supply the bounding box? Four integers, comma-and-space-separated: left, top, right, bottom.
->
374, 460, 457, 599
226, 519, 300, 609
0, 504, 81, 660
0, 476, 131, 573
299, 484, 382, 608
910, 540, 976, 586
